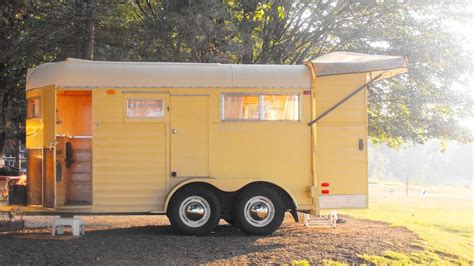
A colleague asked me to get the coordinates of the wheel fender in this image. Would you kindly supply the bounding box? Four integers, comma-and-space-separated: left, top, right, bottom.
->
163, 178, 299, 214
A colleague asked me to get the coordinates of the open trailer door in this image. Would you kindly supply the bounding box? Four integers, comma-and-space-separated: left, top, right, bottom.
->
306, 52, 408, 211
25, 84, 56, 208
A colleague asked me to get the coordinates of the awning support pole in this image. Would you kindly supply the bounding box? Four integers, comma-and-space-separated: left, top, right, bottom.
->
308, 72, 383, 126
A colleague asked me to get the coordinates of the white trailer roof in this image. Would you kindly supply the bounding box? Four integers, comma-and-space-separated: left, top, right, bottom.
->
26, 52, 407, 91
26, 58, 312, 91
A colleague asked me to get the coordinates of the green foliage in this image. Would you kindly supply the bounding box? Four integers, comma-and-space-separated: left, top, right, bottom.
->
0, 0, 472, 155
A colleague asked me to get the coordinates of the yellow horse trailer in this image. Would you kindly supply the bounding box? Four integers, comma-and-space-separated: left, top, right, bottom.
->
18, 52, 406, 235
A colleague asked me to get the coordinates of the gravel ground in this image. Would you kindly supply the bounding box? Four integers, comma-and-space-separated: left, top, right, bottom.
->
0, 214, 419, 264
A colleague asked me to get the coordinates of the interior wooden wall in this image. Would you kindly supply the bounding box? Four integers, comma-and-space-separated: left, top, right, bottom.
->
56, 136, 68, 206
56, 91, 92, 136
26, 149, 43, 205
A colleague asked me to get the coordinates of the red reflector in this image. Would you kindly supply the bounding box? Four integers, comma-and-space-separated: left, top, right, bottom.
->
107, 89, 115, 95
321, 190, 330, 194
321, 182, 330, 187
303, 90, 311, 95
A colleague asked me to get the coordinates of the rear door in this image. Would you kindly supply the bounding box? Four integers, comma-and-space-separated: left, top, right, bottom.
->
42, 86, 56, 208
170, 95, 209, 178
314, 73, 369, 209
316, 125, 367, 208
25, 85, 56, 208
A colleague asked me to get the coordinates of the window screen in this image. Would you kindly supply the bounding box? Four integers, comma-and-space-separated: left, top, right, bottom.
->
127, 99, 164, 118
223, 95, 259, 120
26, 97, 41, 119
222, 94, 299, 121
263, 95, 299, 121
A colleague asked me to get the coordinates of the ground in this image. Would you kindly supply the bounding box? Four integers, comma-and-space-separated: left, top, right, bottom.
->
0, 215, 417, 264
0, 184, 472, 264
340, 183, 474, 265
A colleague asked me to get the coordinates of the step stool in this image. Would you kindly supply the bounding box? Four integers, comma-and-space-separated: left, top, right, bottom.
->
303, 210, 338, 228
51, 217, 85, 236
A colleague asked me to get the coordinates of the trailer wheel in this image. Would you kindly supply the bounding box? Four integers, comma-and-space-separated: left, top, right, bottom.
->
167, 187, 221, 235
233, 186, 285, 235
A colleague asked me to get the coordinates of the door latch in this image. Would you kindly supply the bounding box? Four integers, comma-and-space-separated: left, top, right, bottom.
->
171, 128, 178, 134
358, 139, 364, 151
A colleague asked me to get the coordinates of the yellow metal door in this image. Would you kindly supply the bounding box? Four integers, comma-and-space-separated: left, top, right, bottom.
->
314, 73, 369, 210
170, 95, 209, 177
316, 125, 368, 208
92, 90, 169, 212
25, 85, 56, 207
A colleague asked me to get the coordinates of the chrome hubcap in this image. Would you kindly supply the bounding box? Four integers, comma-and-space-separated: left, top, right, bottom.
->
179, 196, 211, 228
244, 196, 275, 227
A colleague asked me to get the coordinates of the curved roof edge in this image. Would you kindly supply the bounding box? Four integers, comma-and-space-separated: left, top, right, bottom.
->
26, 58, 312, 91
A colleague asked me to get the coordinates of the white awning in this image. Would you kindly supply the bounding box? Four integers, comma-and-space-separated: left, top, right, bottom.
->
308, 51, 408, 79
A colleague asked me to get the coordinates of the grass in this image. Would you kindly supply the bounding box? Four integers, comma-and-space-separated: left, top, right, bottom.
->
339, 183, 474, 264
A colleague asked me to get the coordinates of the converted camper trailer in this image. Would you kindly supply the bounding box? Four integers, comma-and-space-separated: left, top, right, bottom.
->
8, 52, 407, 235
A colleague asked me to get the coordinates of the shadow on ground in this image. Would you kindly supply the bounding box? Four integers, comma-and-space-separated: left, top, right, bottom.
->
0, 216, 419, 264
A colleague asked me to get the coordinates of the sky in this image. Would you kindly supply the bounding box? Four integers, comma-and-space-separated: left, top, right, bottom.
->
449, 3, 474, 133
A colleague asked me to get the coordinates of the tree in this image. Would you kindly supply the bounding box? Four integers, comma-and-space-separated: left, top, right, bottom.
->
0, 1, 30, 157
0, 0, 472, 158
0, 0, 117, 157
129, 0, 472, 147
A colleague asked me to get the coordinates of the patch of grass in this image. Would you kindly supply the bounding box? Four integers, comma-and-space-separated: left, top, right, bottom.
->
322, 259, 348, 266
339, 184, 474, 264
291, 259, 348, 266
359, 250, 411, 265
291, 259, 310, 266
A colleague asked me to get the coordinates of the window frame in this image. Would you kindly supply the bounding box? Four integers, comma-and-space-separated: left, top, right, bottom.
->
125, 98, 166, 119
26, 96, 42, 119
220, 93, 301, 122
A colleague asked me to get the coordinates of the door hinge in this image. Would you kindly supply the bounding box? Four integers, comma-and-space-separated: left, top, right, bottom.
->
307, 186, 318, 198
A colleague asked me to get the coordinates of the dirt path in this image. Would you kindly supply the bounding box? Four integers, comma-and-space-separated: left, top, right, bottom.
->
0, 215, 419, 264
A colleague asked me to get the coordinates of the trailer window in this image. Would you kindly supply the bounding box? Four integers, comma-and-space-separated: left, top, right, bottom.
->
26, 97, 41, 119
127, 99, 164, 118
263, 95, 299, 121
223, 95, 259, 120
222, 94, 300, 121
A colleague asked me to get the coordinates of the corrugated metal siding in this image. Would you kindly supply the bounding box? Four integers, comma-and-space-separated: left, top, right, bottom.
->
93, 123, 167, 212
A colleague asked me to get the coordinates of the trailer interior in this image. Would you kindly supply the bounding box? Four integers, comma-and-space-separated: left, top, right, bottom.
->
25, 90, 92, 209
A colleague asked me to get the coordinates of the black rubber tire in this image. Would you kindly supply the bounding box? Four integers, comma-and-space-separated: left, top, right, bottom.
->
167, 187, 221, 235
233, 186, 285, 235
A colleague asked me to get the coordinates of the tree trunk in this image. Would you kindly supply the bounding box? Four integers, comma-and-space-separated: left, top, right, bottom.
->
242, 30, 253, 64
74, 0, 96, 60
240, 1, 258, 64
82, 0, 96, 60
0, 91, 7, 159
